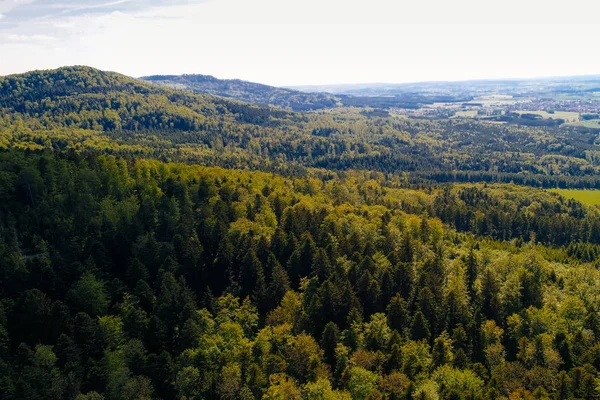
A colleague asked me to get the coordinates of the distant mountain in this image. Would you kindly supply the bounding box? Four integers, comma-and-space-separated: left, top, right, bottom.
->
140, 74, 340, 111
140, 74, 475, 111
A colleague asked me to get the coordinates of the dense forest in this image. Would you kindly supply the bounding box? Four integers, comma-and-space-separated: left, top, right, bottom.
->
2, 67, 600, 189
140, 74, 341, 112
0, 150, 600, 400
1, 67, 600, 400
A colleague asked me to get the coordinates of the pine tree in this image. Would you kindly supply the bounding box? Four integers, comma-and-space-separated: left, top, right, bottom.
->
387, 294, 409, 333
444, 290, 467, 332
394, 262, 414, 299
432, 332, 454, 368
320, 322, 340, 366
268, 254, 290, 305
380, 269, 394, 307
555, 332, 573, 370
417, 287, 439, 337
126, 258, 149, 287
556, 371, 571, 400
584, 311, 600, 340
240, 250, 262, 297
270, 228, 288, 264
399, 234, 413, 263
311, 248, 331, 281
410, 312, 431, 342
197, 176, 212, 204
466, 245, 478, 299
287, 233, 315, 286
480, 268, 502, 323
253, 265, 269, 316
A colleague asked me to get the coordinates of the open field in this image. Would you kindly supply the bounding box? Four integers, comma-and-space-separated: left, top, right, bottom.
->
470, 94, 520, 106
453, 110, 478, 118
516, 110, 580, 122
549, 188, 600, 205
566, 119, 600, 128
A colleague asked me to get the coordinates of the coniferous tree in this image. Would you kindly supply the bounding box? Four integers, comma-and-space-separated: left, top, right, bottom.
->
253, 265, 269, 316
480, 268, 502, 323
320, 322, 340, 366
240, 250, 262, 297
417, 287, 439, 337
466, 245, 478, 299
268, 254, 290, 306
410, 312, 431, 342
387, 294, 409, 333
311, 248, 331, 281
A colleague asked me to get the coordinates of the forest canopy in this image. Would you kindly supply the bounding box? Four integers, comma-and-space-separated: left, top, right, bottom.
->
0, 149, 599, 400
0, 67, 600, 400
2, 67, 600, 189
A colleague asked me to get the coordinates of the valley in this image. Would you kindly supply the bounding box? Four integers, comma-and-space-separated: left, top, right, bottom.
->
0, 66, 599, 400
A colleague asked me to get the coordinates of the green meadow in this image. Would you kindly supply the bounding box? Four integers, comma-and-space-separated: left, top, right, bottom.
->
550, 188, 600, 205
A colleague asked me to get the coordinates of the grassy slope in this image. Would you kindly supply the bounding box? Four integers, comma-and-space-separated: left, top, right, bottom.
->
549, 188, 600, 205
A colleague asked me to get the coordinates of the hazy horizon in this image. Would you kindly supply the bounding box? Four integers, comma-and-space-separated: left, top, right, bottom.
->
1, 0, 600, 86
4, 64, 600, 90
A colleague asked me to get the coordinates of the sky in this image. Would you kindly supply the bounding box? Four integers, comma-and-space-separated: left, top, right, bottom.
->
1, 0, 599, 86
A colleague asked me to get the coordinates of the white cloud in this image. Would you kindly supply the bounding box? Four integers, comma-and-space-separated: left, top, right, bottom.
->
46, 1, 132, 9
0, 0, 35, 14
1, 0, 600, 85
2, 32, 55, 41
137, 0, 600, 25
43, 0, 133, 18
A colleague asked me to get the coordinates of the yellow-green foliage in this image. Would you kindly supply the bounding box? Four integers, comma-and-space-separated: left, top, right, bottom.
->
549, 188, 600, 205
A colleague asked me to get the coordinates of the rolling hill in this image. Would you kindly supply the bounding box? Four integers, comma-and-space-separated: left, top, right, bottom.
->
0, 66, 297, 130
2, 66, 600, 189
139, 74, 473, 111
140, 73, 340, 111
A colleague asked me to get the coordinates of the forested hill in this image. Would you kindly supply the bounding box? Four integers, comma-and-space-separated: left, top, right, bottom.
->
140, 74, 340, 111
0, 66, 295, 130
2, 66, 600, 188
